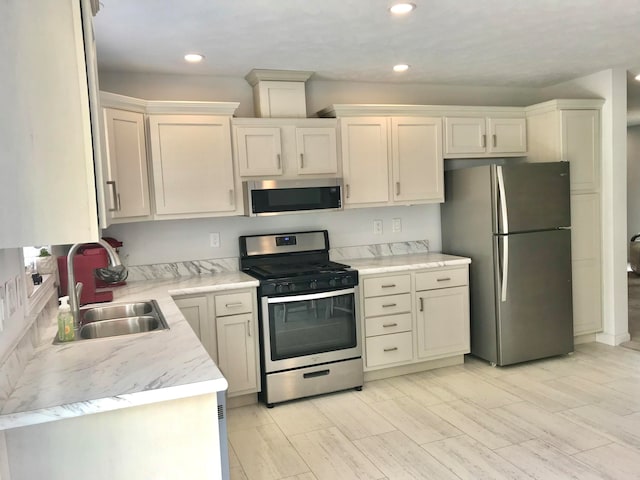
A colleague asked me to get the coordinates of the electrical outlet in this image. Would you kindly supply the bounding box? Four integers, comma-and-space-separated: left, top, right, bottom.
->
392, 218, 402, 233
209, 232, 220, 248
373, 220, 383, 235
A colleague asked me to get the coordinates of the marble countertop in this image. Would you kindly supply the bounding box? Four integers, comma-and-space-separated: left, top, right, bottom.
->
0, 272, 258, 430
345, 252, 471, 275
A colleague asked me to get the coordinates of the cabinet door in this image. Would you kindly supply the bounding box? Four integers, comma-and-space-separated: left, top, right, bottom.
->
340, 117, 389, 205
0, 0, 99, 247
416, 286, 470, 360
571, 192, 602, 335
149, 115, 236, 215
174, 295, 217, 362
561, 110, 600, 193
391, 117, 443, 203
444, 117, 486, 155
487, 117, 527, 154
216, 313, 258, 395
295, 127, 338, 175
235, 127, 283, 176
103, 108, 151, 219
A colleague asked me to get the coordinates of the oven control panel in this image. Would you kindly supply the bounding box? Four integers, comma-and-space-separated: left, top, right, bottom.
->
260, 271, 358, 296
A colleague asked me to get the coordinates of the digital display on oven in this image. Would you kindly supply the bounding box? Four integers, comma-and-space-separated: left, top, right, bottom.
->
276, 235, 297, 246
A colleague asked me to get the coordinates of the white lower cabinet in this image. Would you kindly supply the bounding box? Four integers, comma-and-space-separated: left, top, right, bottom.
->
361, 265, 470, 371
174, 289, 259, 397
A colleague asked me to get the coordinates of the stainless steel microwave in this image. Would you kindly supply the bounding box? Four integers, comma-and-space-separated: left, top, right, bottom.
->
243, 179, 343, 216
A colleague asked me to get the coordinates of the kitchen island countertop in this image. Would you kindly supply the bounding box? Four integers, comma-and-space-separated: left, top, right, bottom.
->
0, 271, 258, 430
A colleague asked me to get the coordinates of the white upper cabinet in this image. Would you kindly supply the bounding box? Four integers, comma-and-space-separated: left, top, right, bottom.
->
0, 0, 99, 248
148, 114, 239, 217
444, 116, 527, 158
235, 127, 283, 176
233, 118, 339, 179
295, 127, 338, 175
340, 117, 390, 206
102, 108, 151, 221
561, 109, 600, 193
391, 117, 443, 203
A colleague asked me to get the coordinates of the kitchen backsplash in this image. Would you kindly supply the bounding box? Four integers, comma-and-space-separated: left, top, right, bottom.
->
124, 240, 429, 282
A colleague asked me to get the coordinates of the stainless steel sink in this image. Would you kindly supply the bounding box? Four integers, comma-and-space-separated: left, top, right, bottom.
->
54, 299, 169, 343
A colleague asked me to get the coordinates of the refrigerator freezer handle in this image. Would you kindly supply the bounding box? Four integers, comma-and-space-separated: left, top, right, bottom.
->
501, 236, 509, 302
497, 166, 509, 234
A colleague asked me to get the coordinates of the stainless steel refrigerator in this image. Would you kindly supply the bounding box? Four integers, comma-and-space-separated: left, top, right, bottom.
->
441, 162, 574, 366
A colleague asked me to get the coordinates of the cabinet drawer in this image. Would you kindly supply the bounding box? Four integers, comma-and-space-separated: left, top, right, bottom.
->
364, 293, 411, 317
365, 313, 412, 337
366, 332, 413, 368
363, 274, 411, 297
415, 268, 467, 291
215, 292, 253, 316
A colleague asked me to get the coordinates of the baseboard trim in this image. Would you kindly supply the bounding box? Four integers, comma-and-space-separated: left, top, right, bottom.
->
596, 332, 632, 346
227, 393, 258, 409
364, 355, 464, 382
574, 333, 597, 345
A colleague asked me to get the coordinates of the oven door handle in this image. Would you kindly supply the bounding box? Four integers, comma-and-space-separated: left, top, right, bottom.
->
266, 288, 356, 304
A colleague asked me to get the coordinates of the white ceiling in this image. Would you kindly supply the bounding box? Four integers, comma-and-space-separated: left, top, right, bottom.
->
93, 0, 640, 88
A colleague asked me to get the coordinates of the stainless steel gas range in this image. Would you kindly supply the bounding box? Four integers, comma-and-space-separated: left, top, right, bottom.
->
239, 230, 363, 407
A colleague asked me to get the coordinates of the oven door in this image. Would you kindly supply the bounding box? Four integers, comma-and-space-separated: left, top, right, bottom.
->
262, 288, 361, 373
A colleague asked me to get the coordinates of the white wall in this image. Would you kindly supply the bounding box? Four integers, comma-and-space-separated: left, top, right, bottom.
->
628, 125, 640, 242
0, 248, 27, 362
105, 204, 441, 266
541, 68, 629, 345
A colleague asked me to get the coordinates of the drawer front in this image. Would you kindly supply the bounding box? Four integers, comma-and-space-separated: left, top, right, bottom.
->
215, 291, 253, 316
363, 274, 411, 297
365, 313, 412, 337
366, 332, 413, 368
415, 267, 468, 291
365, 293, 411, 317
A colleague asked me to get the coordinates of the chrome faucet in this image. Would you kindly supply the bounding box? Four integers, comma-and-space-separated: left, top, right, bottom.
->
67, 238, 128, 331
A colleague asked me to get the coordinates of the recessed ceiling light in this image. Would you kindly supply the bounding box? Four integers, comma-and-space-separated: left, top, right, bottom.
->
184, 53, 204, 63
636, 73, 640, 81
393, 64, 410, 73
389, 3, 416, 15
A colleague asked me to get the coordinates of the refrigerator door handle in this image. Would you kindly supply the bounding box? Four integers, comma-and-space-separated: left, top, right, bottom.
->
501, 236, 509, 302
497, 166, 509, 234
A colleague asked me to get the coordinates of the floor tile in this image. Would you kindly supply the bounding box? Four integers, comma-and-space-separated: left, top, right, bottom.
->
227, 403, 274, 432
432, 372, 521, 409
230, 466, 248, 480
560, 404, 640, 449
369, 395, 462, 444
495, 439, 605, 480
267, 400, 334, 437
229, 423, 309, 480
491, 401, 611, 454
354, 430, 459, 480
429, 399, 534, 449
605, 375, 640, 398
312, 392, 396, 440
280, 474, 318, 480
290, 427, 385, 480
422, 434, 533, 479
353, 378, 405, 404
574, 442, 640, 480
384, 374, 453, 405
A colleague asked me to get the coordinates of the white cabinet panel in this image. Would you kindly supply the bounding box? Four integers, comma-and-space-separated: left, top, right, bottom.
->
295, 127, 338, 175
415, 267, 468, 291
235, 127, 283, 176
561, 110, 600, 193
364, 293, 412, 317
488, 118, 527, 154
365, 313, 412, 337
149, 115, 237, 216
444, 117, 486, 154
365, 331, 413, 368
174, 295, 217, 362
103, 108, 151, 220
391, 117, 444, 203
214, 291, 253, 316
217, 313, 258, 395
444, 116, 526, 158
363, 274, 411, 297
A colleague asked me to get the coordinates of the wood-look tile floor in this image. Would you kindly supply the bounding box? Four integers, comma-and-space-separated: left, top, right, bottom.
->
227, 343, 640, 480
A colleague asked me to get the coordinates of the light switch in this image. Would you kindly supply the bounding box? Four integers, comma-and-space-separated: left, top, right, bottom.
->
392, 218, 402, 232
373, 220, 383, 235
210, 233, 220, 248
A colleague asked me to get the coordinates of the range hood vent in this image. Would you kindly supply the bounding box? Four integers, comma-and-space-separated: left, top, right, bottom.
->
245, 69, 313, 118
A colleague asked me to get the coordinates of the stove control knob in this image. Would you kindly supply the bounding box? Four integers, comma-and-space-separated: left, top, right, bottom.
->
329, 278, 337, 287
289, 283, 297, 292
276, 283, 287, 293
341, 277, 352, 286
309, 280, 318, 290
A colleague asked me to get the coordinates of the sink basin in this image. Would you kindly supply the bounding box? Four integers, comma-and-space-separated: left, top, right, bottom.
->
53, 299, 169, 344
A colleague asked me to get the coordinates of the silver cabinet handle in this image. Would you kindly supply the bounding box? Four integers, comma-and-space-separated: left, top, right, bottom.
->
382, 323, 398, 328
384, 347, 398, 352
396, 182, 400, 196
345, 184, 350, 199
419, 297, 424, 312
493, 134, 497, 148
226, 302, 243, 308
106, 180, 120, 212
381, 284, 396, 288
382, 303, 397, 308
482, 134, 487, 148
277, 153, 281, 170
247, 319, 251, 337
229, 189, 234, 206
436, 277, 451, 282
300, 153, 304, 169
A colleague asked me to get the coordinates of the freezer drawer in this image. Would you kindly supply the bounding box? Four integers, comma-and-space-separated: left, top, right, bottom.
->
494, 229, 574, 365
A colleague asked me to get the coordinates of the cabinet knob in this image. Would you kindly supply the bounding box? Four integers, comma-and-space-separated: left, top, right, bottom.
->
277, 153, 281, 170
482, 134, 487, 148
384, 347, 398, 352
419, 297, 424, 312
106, 180, 120, 212
300, 153, 304, 168
493, 134, 497, 148
345, 184, 350, 199
382, 323, 398, 328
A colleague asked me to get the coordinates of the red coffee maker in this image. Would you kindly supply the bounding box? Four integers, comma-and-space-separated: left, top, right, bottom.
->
58, 237, 126, 305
